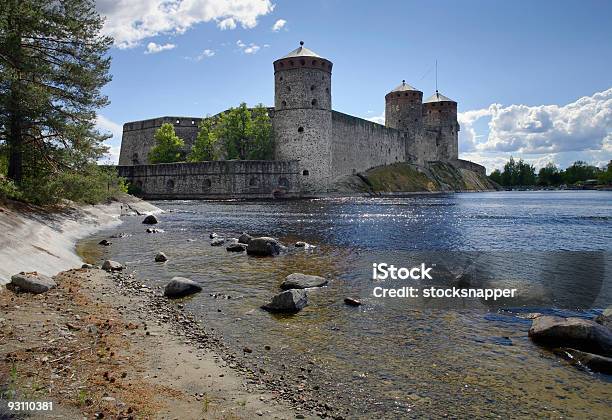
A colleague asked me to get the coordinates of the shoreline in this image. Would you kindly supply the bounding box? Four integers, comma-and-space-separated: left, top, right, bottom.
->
0, 195, 161, 286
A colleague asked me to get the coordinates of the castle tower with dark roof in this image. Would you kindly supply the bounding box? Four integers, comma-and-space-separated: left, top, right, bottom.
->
272, 42, 333, 192
423, 90, 459, 160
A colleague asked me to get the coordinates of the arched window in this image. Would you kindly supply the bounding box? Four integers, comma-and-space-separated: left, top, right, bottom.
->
310, 85, 316, 91
311, 99, 317, 107
300, 59, 305, 65
278, 177, 290, 188
166, 179, 175, 190
281, 100, 287, 108
132, 152, 139, 165
286, 85, 291, 92
302, 170, 309, 176
298, 127, 304, 133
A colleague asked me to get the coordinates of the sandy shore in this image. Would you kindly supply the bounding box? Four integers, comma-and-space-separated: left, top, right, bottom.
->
0, 195, 161, 286
0, 267, 309, 419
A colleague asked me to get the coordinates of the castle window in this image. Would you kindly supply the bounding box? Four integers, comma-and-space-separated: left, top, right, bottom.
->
166, 179, 175, 191
312, 60, 317, 65
132, 152, 139, 165
298, 126, 304, 133
325, 88, 329, 93
302, 170, 309, 176
249, 177, 259, 186
300, 59, 305, 65
286, 85, 291, 92
289, 60, 294, 66
279, 76, 283, 81
203, 179, 212, 190
310, 85, 316, 91
405, 93, 408, 96
281, 100, 287, 108
311, 99, 317, 107
396, 93, 400, 97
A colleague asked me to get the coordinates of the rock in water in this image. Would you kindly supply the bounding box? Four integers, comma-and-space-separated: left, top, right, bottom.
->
238, 233, 253, 244
10, 272, 56, 294
81, 263, 94, 269
344, 297, 362, 306
554, 348, 612, 374
246, 237, 284, 256
98, 239, 112, 246
226, 243, 247, 252
146, 228, 164, 233
596, 307, 612, 329
155, 252, 168, 262
211, 237, 225, 246
142, 214, 158, 224
281, 273, 328, 290
164, 277, 202, 298
262, 289, 307, 313
102, 260, 124, 272
210, 232, 218, 239
529, 316, 612, 356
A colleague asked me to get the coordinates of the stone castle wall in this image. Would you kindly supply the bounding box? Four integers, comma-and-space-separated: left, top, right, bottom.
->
330, 111, 406, 179
118, 116, 201, 166
117, 160, 302, 199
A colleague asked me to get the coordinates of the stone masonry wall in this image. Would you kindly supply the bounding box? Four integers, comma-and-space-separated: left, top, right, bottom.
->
118, 116, 202, 166
331, 111, 406, 180
117, 160, 302, 199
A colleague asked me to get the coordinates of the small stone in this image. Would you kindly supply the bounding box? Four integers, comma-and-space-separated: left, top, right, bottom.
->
243, 347, 253, 354
98, 239, 112, 246
246, 237, 285, 257
155, 252, 168, 262
211, 237, 225, 246
262, 289, 307, 313
10, 272, 56, 294
281, 273, 328, 290
210, 232, 218, 239
344, 297, 362, 306
102, 260, 124, 272
164, 277, 202, 298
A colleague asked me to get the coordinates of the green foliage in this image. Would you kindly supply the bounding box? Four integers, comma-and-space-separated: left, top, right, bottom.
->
491, 157, 536, 186
597, 161, 612, 184
0, 0, 117, 205
537, 162, 563, 186
562, 160, 600, 184
189, 103, 273, 162
148, 123, 185, 164
188, 118, 217, 161
246, 104, 274, 160
15, 164, 127, 205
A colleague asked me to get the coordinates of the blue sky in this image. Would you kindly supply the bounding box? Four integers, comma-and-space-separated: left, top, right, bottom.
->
96, 0, 612, 172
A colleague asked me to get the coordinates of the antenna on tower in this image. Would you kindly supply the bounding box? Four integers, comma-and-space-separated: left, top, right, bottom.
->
435, 59, 438, 94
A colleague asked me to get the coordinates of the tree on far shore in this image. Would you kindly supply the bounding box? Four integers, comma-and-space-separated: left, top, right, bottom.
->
490, 158, 607, 187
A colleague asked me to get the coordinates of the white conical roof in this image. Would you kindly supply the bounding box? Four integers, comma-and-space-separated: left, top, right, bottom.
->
281, 41, 322, 59
390, 80, 419, 92
424, 90, 455, 103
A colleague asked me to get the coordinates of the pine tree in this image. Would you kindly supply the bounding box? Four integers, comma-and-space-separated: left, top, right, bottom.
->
0, 0, 112, 183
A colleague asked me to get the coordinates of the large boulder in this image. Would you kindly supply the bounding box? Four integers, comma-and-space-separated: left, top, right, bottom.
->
262, 289, 307, 313
142, 214, 158, 224
529, 316, 612, 356
281, 273, 327, 290
238, 233, 253, 244
246, 237, 284, 256
596, 307, 612, 329
10, 272, 56, 294
554, 348, 612, 374
164, 277, 202, 298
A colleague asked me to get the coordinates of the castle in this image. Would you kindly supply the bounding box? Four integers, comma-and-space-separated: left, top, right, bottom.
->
119, 42, 483, 198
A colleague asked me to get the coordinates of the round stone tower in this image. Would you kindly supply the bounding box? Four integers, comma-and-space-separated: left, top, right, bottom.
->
422, 90, 459, 161
273, 41, 333, 193
385, 81, 424, 163
384, 80, 423, 131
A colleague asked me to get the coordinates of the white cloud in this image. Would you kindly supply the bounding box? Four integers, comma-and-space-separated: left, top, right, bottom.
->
366, 113, 385, 125
218, 17, 236, 30
198, 49, 215, 59
144, 42, 176, 54
271, 19, 286, 31
95, 115, 123, 164
97, 0, 274, 49
236, 39, 260, 54
458, 88, 612, 171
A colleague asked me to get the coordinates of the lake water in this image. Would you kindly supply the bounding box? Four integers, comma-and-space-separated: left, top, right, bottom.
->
79, 191, 612, 418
